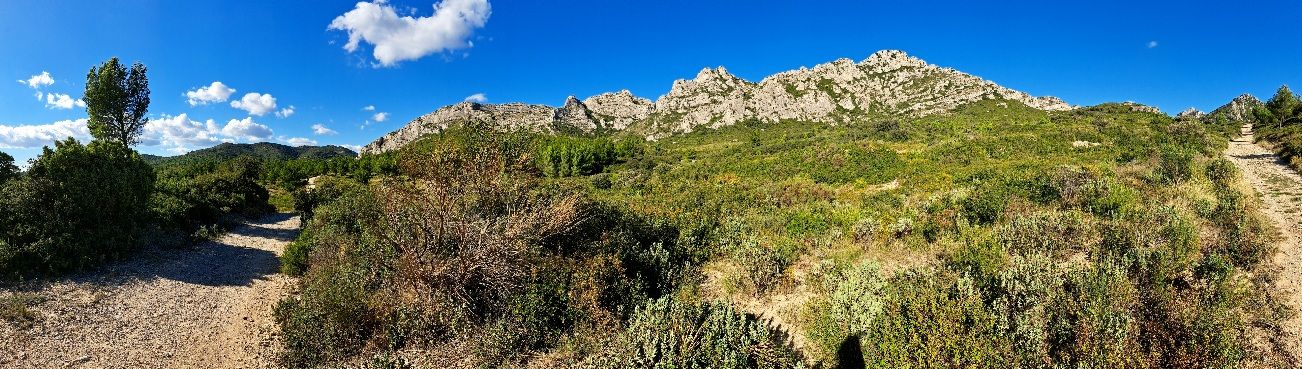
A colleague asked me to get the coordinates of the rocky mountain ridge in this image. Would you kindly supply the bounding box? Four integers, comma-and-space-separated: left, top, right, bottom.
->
362, 50, 1072, 155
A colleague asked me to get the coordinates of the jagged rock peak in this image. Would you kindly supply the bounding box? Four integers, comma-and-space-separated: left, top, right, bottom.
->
364, 49, 1077, 153
862, 49, 928, 69
1177, 107, 1206, 120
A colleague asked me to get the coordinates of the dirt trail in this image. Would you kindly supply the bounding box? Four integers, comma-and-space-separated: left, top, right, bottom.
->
0, 213, 299, 369
1224, 124, 1302, 359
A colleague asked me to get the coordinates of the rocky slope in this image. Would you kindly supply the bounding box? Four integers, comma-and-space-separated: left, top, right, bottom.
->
1208, 93, 1264, 123
362, 50, 1072, 155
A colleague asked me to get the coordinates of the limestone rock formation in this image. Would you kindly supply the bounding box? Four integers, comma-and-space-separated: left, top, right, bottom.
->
583, 90, 653, 130
362, 50, 1074, 155
1208, 94, 1263, 123
1177, 107, 1206, 120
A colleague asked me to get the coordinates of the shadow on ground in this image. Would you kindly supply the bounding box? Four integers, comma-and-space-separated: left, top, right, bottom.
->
60, 213, 301, 288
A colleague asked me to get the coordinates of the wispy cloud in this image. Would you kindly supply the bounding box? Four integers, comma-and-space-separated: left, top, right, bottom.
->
328, 0, 492, 67
312, 123, 338, 135
464, 93, 487, 103
275, 105, 296, 118
1146, 40, 1158, 49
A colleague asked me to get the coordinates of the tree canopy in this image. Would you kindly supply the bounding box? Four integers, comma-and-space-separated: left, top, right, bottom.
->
84, 57, 150, 146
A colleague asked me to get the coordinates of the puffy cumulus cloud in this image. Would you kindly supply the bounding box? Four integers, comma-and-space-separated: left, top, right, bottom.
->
221, 117, 275, 141
185, 81, 236, 106
230, 92, 278, 116
281, 136, 317, 146
464, 93, 487, 103
341, 144, 364, 153
312, 123, 338, 135
1147, 41, 1159, 48
362, 105, 376, 111
45, 93, 86, 110
141, 114, 226, 149
0, 119, 91, 148
140, 115, 276, 153
372, 112, 389, 122
18, 71, 54, 89
275, 105, 296, 118
328, 0, 492, 67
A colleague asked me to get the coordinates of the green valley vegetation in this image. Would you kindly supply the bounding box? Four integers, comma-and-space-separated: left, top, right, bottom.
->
276, 99, 1296, 368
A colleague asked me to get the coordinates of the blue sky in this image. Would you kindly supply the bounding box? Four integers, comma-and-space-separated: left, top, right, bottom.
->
2, 0, 1300, 163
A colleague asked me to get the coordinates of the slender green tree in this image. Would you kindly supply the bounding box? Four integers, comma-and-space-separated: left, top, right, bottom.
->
1264, 85, 1301, 128
84, 57, 150, 146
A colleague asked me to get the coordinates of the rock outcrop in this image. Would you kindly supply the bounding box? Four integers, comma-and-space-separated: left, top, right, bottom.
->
362, 50, 1073, 155
1208, 94, 1263, 123
583, 90, 653, 130
1176, 107, 1206, 120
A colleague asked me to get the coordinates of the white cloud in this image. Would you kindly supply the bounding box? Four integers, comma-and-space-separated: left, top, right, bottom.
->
281, 136, 317, 146
362, 105, 376, 111
221, 117, 275, 141
1147, 41, 1158, 48
141, 114, 226, 149
341, 144, 364, 153
18, 71, 54, 89
0, 119, 91, 148
185, 81, 236, 106
275, 105, 296, 118
140, 114, 276, 153
464, 93, 487, 103
372, 112, 389, 122
328, 0, 492, 67
312, 123, 338, 135
44, 93, 85, 110
230, 92, 278, 116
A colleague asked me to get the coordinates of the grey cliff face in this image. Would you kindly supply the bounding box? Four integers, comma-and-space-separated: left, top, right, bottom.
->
361, 50, 1073, 155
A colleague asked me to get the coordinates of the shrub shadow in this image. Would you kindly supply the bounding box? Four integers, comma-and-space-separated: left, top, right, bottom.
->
69, 213, 298, 288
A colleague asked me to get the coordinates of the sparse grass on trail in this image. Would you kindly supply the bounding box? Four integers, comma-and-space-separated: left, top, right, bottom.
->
0, 293, 44, 329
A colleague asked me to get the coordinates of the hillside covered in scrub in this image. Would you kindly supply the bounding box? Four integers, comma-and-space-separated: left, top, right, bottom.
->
277, 92, 1299, 368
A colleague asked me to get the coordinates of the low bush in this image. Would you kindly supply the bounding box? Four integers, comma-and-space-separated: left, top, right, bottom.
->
1157, 146, 1196, 184
594, 297, 805, 369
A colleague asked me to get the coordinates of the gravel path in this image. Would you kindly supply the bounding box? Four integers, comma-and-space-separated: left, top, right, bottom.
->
1224, 125, 1302, 360
0, 213, 299, 369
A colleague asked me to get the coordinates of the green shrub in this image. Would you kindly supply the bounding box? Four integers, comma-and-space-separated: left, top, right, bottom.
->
1156, 146, 1196, 184
861, 271, 1010, 369
962, 186, 1007, 224
595, 297, 804, 369
0, 139, 154, 277
824, 261, 884, 340
997, 211, 1092, 256
1204, 157, 1237, 185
